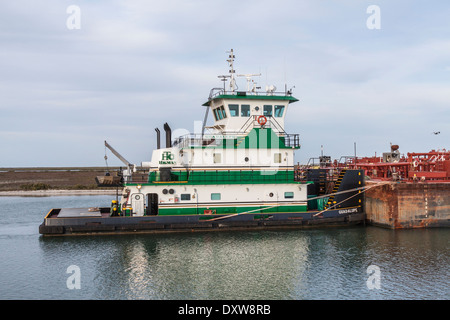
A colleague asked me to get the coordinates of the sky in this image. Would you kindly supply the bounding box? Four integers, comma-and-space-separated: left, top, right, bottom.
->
1, 0, 449, 167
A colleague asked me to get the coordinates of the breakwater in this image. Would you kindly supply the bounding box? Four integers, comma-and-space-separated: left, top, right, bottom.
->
0, 166, 129, 191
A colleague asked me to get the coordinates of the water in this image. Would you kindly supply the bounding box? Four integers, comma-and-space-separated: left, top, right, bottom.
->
0, 195, 448, 300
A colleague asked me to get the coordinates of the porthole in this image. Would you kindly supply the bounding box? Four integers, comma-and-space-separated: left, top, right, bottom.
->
269, 192, 274, 197
162, 189, 168, 194
169, 189, 175, 194
244, 157, 249, 162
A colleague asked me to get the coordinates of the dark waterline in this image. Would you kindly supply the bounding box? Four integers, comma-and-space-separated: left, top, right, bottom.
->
0, 195, 448, 300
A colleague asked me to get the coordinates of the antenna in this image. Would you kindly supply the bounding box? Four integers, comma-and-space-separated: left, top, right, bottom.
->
217, 75, 230, 92
283, 55, 287, 94
237, 73, 261, 92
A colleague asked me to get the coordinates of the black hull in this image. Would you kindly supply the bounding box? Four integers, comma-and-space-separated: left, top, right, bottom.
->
39, 206, 365, 236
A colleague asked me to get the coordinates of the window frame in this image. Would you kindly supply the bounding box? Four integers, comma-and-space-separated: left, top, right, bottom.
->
213, 153, 222, 163
284, 191, 294, 199
228, 104, 239, 117
263, 105, 273, 117
213, 108, 219, 121
241, 104, 250, 117
211, 193, 221, 200
274, 153, 282, 163
274, 105, 285, 117
180, 194, 191, 201
214, 107, 223, 120
220, 105, 227, 119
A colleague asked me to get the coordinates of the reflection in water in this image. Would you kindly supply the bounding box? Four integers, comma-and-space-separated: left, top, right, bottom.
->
123, 241, 154, 299
88, 231, 311, 299
37, 226, 449, 300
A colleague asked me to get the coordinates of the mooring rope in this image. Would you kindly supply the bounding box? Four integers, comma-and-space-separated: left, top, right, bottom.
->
312, 181, 391, 216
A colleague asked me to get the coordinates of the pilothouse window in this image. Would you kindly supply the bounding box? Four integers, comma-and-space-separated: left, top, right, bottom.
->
220, 105, 227, 119
228, 104, 239, 117
214, 106, 226, 120
274, 105, 285, 117
241, 104, 250, 117
263, 105, 273, 117
213, 108, 219, 121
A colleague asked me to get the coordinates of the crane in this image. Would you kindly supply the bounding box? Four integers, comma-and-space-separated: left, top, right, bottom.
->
104, 140, 135, 183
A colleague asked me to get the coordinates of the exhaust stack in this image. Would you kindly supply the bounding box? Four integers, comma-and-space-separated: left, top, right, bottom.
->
163, 122, 172, 148
155, 128, 160, 149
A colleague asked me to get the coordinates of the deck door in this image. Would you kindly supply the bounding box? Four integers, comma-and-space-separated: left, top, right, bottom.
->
146, 193, 159, 216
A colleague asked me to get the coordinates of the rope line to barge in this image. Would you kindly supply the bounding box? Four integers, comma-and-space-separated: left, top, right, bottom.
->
312, 181, 391, 217
204, 181, 392, 222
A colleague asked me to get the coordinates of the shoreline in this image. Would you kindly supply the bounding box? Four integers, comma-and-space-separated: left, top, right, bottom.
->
0, 189, 118, 197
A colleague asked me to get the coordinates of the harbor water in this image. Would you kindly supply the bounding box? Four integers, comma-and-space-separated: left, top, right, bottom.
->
0, 195, 448, 300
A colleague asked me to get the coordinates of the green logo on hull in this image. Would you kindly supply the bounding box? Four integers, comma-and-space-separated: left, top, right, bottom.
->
159, 151, 176, 165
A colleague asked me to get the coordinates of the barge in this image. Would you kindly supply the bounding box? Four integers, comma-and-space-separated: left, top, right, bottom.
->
357, 146, 450, 228
325, 145, 450, 229
39, 50, 366, 236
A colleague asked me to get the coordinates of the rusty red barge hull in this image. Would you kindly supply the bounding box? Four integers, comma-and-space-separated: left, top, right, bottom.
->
365, 182, 450, 229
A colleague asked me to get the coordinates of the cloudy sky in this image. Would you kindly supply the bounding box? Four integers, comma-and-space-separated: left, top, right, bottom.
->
1, 0, 449, 167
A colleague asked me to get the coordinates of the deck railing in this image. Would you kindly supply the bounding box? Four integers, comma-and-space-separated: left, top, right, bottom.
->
146, 168, 295, 184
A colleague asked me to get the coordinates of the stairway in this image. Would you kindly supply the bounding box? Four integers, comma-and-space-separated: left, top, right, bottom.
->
318, 170, 326, 195
235, 136, 246, 147
325, 169, 346, 209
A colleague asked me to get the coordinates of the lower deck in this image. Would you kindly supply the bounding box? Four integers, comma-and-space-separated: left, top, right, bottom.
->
39, 205, 364, 236
39, 169, 366, 235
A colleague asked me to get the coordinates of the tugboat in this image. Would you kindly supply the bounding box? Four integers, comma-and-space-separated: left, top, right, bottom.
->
39, 50, 365, 236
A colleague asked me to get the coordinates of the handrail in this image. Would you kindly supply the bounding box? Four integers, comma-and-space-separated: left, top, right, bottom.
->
238, 116, 255, 133
173, 131, 300, 149
146, 168, 295, 184
267, 116, 286, 134
208, 90, 295, 100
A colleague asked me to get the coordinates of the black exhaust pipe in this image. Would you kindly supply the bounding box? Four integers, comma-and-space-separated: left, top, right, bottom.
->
163, 122, 172, 148
155, 128, 160, 149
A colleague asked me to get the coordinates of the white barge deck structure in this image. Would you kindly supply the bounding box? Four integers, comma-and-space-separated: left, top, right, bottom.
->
39, 50, 365, 236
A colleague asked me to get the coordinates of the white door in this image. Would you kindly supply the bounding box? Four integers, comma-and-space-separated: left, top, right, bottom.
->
131, 193, 145, 216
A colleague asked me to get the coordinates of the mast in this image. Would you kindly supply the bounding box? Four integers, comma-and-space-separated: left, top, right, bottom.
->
227, 49, 236, 92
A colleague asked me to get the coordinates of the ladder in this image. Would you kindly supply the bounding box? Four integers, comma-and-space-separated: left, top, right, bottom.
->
325, 169, 347, 209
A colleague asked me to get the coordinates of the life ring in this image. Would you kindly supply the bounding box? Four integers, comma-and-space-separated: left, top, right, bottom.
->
257, 115, 267, 126
413, 160, 418, 168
